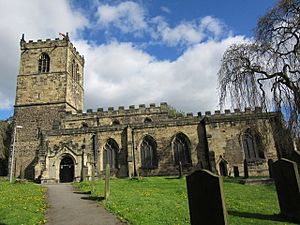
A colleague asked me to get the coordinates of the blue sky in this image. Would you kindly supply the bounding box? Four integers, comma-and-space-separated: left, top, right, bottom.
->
0, 0, 278, 120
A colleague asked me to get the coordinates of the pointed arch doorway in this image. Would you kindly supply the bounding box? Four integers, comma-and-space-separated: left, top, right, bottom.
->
60, 156, 74, 183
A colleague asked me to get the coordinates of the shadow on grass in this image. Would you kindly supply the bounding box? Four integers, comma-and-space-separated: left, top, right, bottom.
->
0, 223, 8, 225
73, 191, 91, 195
228, 210, 288, 223
165, 177, 182, 180
81, 196, 105, 201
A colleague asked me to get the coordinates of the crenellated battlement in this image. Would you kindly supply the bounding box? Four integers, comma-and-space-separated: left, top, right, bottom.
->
65, 102, 170, 118
201, 107, 264, 117
20, 35, 84, 65
64, 105, 272, 121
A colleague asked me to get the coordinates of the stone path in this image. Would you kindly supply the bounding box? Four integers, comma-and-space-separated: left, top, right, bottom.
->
44, 183, 124, 225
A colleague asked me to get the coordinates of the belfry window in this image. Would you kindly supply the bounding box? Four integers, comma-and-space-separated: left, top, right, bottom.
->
71, 59, 76, 80
173, 133, 192, 166
38, 53, 50, 73
140, 135, 158, 169
242, 128, 265, 161
103, 139, 118, 169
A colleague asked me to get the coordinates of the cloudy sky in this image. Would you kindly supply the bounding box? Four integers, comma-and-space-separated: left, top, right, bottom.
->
0, 0, 278, 119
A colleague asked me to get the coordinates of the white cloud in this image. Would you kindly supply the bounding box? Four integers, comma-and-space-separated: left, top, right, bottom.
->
0, 0, 248, 118
96, 1, 147, 34
160, 6, 171, 14
0, 0, 88, 110
74, 36, 247, 114
153, 16, 228, 47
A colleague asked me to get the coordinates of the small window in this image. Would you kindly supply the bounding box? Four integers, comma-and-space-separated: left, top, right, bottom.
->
82, 122, 88, 128
144, 117, 152, 123
112, 119, 120, 125
38, 53, 50, 73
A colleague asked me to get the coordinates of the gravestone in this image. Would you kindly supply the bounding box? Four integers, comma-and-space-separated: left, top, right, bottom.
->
178, 161, 183, 178
104, 164, 110, 199
243, 159, 249, 178
272, 158, 300, 222
233, 166, 239, 177
91, 163, 95, 193
81, 166, 88, 181
267, 159, 273, 178
186, 169, 228, 225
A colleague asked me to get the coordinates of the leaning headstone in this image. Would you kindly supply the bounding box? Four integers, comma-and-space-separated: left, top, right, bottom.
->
104, 164, 110, 199
267, 159, 273, 178
178, 161, 183, 178
272, 158, 300, 222
243, 159, 249, 178
186, 169, 228, 225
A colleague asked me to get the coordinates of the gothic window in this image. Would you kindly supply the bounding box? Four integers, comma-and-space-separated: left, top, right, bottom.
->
103, 139, 118, 169
38, 53, 50, 73
144, 117, 152, 123
173, 133, 192, 166
242, 128, 265, 161
140, 135, 158, 169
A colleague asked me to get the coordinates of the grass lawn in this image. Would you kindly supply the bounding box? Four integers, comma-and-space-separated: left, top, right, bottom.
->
73, 176, 298, 225
0, 180, 47, 225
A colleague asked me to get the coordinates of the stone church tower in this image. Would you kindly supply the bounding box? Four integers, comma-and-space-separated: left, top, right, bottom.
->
13, 35, 84, 179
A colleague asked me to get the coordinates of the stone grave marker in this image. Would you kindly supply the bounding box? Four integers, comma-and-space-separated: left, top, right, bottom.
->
272, 158, 300, 222
178, 161, 183, 178
267, 159, 273, 178
104, 164, 110, 199
186, 169, 228, 225
81, 166, 88, 181
243, 159, 249, 178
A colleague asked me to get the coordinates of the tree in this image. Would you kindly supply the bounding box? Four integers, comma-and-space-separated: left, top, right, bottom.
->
218, 0, 300, 137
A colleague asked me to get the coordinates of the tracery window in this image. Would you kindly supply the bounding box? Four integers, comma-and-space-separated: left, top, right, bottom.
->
242, 128, 265, 161
173, 133, 192, 166
38, 53, 50, 73
140, 135, 158, 169
103, 139, 118, 169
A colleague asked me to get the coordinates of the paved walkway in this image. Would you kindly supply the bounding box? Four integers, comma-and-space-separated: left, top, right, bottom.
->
44, 184, 124, 225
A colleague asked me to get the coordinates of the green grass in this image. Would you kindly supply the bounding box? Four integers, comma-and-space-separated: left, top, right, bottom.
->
73, 176, 298, 225
0, 180, 47, 225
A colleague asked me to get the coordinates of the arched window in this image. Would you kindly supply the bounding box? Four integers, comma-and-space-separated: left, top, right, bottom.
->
140, 135, 158, 169
172, 133, 192, 166
144, 117, 152, 123
38, 53, 50, 73
112, 119, 120, 125
242, 128, 264, 161
103, 139, 118, 169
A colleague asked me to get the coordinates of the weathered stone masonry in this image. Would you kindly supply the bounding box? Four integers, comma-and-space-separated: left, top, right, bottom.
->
12, 36, 282, 182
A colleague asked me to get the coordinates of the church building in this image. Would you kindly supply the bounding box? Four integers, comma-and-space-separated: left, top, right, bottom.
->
12, 35, 282, 182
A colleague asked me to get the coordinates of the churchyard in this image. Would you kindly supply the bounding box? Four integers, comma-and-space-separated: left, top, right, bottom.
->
0, 158, 299, 225
73, 172, 298, 225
